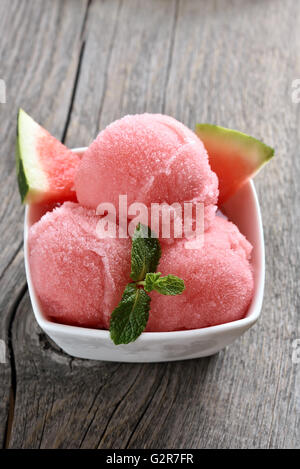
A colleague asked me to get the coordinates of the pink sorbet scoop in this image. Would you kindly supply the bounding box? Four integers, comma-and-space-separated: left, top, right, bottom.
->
29, 208, 253, 332
28, 202, 131, 328
75, 114, 219, 231
145, 216, 254, 332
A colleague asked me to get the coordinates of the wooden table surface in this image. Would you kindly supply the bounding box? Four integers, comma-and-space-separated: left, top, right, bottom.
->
0, 0, 299, 449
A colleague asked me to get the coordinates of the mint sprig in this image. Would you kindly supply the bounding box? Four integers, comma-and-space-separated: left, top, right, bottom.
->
130, 223, 161, 281
144, 273, 185, 295
110, 284, 150, 345
144, 272, 162, 292
109, 223, 185, 345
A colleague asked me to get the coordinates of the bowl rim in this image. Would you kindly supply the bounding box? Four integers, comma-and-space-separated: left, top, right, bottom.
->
24, 147, 265, 342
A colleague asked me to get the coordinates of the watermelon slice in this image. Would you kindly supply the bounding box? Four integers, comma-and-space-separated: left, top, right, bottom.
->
16, 109, 80, 204
195, 124, 274, 205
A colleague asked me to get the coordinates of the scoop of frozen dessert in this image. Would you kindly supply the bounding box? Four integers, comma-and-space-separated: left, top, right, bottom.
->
28, 202, 131, 328
145, 216, 254, 331
75, 114, 218, 233
28, 204, 253, 333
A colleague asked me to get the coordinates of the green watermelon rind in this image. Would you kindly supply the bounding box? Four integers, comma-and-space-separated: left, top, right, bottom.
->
16, 109, 50, 204
15, 120, 29, 203
195, 123, 275, 171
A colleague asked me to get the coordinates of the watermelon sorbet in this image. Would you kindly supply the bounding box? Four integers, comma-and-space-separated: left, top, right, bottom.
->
28, 113, 255, 333
28, 205, 254, 332
75, 114, 219, 231
28, 202, 131, 328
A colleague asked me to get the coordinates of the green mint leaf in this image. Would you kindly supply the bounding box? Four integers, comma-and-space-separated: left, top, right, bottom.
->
144, 272, 162, 292
130, 223, 161, 281
109, 284, 151, 345
150, 274, 185, 296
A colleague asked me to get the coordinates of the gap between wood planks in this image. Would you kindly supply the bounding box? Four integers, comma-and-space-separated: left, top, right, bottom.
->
95, 0, 123, 135
3, 0, 92, 448
162, 0, 179, 114
4, 282, 27, 448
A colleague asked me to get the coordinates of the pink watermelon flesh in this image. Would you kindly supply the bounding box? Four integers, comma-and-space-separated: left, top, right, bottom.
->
36, 130, 79, 202
16, 109, 80, 204
195, 124, 274, 205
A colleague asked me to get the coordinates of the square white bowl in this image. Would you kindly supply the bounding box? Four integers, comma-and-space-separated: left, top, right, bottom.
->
24, 147, 265, 362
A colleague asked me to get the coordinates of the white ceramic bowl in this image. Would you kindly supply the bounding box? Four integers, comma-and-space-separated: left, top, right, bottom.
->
24, 147, 265, 362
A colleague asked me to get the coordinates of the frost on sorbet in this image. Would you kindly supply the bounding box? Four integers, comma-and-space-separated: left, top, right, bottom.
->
29, 207, 253, 332
146, 216, 254, 332
75, 114, 219, 234
28, 202, 131, 328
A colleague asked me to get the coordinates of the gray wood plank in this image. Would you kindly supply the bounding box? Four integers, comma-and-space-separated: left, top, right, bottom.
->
7, 0, 180, 449
9, 293, 164, 448
0, 0, 89, 447
65, 0, 178, 146
162, 0, 300, 448
0, 0, 88, 277
0, 0, 299, 449
0, 252, 26, 448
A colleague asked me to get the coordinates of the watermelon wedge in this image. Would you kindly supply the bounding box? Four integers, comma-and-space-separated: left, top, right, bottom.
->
16, 109, 80, 204
195, 124, 274, 205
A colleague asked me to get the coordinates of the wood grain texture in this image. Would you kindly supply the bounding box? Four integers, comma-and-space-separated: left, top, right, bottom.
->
0, 0, 299, 449
0, 0, 89, 447
65, 0, 178, 146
